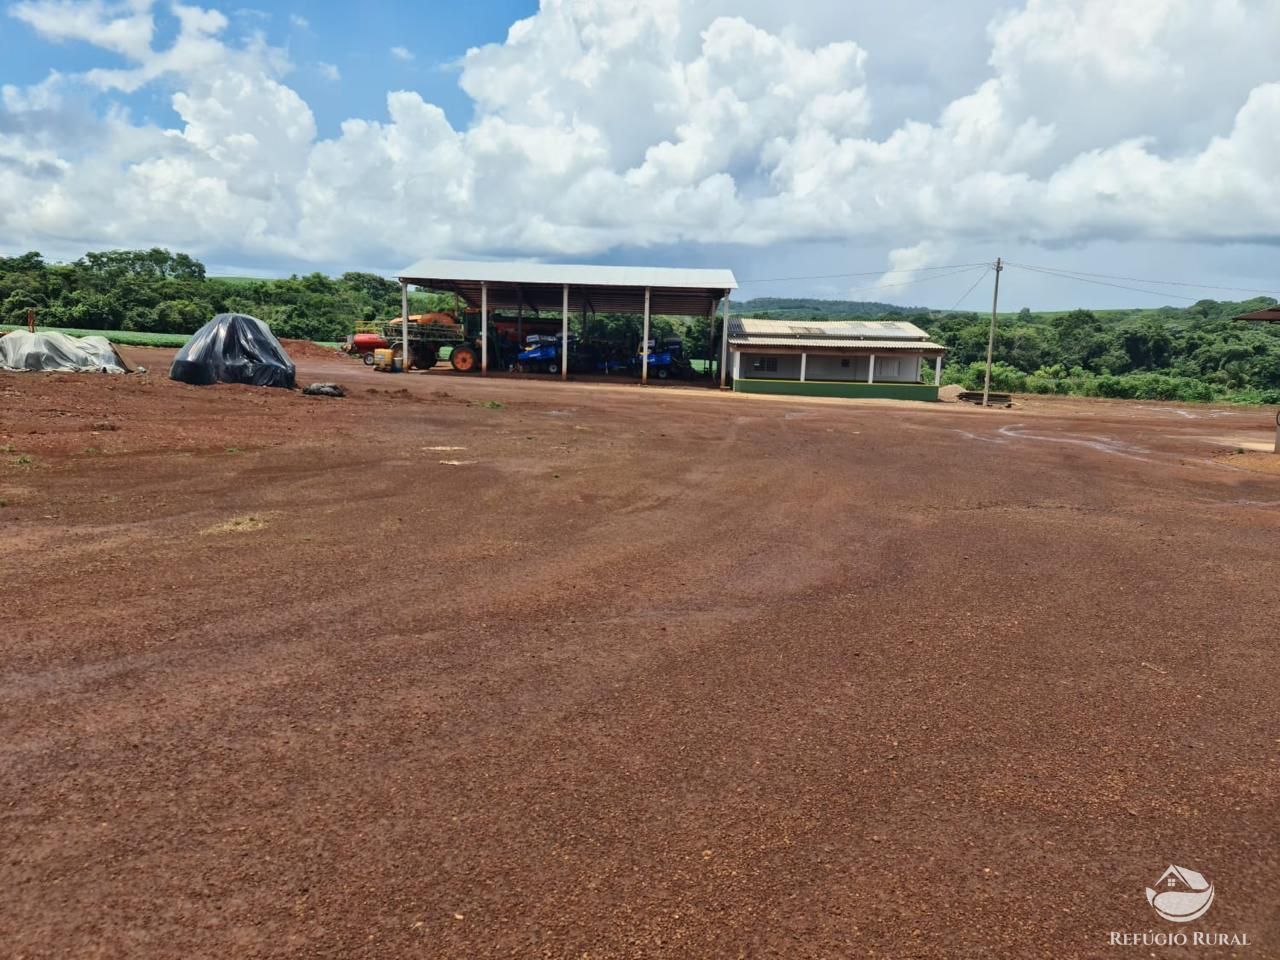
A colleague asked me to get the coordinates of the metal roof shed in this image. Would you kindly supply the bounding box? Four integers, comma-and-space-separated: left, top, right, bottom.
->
395, 258, 738, 384
1235, 307, 1280, 322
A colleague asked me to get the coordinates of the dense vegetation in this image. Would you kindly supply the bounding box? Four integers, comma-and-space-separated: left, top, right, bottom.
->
734, 297, 916, 319
0, 249, 418, 344
930, 301, 1280, 403
3, 250, 1277, 402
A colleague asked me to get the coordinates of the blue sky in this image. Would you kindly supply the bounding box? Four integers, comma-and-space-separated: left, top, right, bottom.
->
2, 0, 1279, 310
4, 1, 536, 134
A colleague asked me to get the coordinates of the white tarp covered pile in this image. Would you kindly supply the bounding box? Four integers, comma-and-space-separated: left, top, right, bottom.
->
0, 330, 127, 374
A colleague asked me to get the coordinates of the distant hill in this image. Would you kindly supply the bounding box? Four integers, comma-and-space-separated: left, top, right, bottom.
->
731, 297, 924, 320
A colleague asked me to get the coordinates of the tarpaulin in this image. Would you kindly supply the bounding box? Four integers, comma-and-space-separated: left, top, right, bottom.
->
169, 314, 296, 388
0, 330, 127, 374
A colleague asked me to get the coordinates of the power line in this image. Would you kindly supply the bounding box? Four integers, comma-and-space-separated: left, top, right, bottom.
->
1004, 263, 1201, 302
1005, 260, 1279, 299
949, 265, 993, 311
841, 264, 992, 300
738, 261, 991, 285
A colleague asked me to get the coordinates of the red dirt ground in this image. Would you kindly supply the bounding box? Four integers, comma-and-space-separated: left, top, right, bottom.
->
2, 348, 1279, 959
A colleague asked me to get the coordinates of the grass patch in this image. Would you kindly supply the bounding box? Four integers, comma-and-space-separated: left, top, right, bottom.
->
1, 325, 340, 350
10, 454, 33, 466
476, 400, 504, 409
202, 514, 272, 535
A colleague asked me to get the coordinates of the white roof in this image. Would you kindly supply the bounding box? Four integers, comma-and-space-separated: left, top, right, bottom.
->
398, 258, 736, 291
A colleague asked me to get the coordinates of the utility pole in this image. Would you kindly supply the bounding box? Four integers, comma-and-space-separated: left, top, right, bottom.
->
982, 257, 1003, 408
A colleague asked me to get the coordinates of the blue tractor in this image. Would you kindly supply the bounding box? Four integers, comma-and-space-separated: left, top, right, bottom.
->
633, 337, 691, 380
516, 334, 574, 374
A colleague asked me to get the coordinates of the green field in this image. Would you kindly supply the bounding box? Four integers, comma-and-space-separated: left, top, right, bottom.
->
0, 325, 190, 347
1, 326, 342, 350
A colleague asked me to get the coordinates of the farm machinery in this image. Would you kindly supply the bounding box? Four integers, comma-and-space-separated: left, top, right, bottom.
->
633, 337, 692, 379
341, 309, 696, 380
515, 335, 633, 375
343, 310, 562, 372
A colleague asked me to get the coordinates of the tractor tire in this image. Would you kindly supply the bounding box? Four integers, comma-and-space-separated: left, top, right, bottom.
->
656, 367, 670, 380
451, 345, 479, 372
547, 361, 561, 375
412, 345, 438, 369
362, 352, 375, 366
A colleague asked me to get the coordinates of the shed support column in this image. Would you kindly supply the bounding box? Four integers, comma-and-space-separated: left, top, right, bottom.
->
800, 353, 807, 383
481, 282, 489, 375
641, 287, 651, 385
561, 285, 569, 381
719, 295, 730, 389
400, 282, 409, 371
733, 350, 741, 382
868, 354, 876, 385
934, 354, 943, 388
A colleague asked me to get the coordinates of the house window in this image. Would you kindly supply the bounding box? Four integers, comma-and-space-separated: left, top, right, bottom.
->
752, 356, 778, 373
840, 358, 851, 368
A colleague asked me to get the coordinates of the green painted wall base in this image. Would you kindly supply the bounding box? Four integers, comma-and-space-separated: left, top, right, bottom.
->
734, 378, 939, 401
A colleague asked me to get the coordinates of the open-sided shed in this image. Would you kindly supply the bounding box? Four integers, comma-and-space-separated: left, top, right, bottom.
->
395, 259, 738, 384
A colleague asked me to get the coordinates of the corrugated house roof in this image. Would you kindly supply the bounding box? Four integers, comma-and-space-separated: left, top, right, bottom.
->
731, 337, 946, 352
728, 317, 944, 353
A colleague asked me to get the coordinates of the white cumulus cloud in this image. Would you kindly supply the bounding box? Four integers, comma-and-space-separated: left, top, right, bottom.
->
0, 0, 1278, 281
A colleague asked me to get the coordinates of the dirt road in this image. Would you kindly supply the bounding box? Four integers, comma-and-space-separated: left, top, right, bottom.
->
3, 349, 1278, 958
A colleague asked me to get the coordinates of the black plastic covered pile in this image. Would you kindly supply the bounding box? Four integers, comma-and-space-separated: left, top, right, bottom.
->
169, 314, 296, 388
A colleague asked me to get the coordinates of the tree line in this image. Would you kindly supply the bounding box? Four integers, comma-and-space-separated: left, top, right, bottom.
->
925, 300, 1280, 404
3, 249, 1278, 402
0, 249, 409, 344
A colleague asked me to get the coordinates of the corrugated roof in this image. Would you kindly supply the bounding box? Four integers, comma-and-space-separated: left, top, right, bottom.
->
731, 317, 932, 340
395, 258, 736, 317
728, 337, 945, 352
399, 258, 737, 291
1236, 308, 1280, 322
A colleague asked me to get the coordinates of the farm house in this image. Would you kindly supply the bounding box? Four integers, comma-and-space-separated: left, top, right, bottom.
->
727, 317, 946, 401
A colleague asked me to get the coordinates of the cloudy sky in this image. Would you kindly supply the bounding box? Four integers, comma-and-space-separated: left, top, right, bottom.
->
2, 0, 1279, 309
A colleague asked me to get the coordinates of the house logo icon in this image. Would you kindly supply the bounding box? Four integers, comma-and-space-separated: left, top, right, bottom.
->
1146, 865, 1215, 923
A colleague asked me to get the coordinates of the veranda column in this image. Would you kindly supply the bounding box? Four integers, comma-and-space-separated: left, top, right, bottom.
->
719, 296, 730, 389
641, 287, 651, 385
